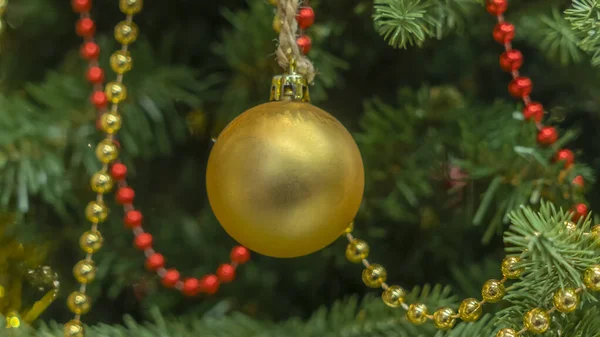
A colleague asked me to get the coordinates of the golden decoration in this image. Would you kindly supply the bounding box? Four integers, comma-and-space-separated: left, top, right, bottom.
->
110, 50, 133, 74
564, 221, 577, 232
67, 292, 91, 315
119, 0, 143, 15
95, 139, 119, 163
501, 256, 523, 279
100, 113, 122, 134
406, 303, 428, 325
73, 260, 97, 284
345, 239, 369, 263
114, 21, 139, 45
64, 319, 84, 337
583, 265, 600, 291
482, 279, 505, 303
553, 288, 579, 313
458, 298, 482, 322
433, 307, 456, 330
495, 328, 519, 337
273, 15, 282, 33
345, 222, 354, 233
362, 264, 387, 288
206, 100, 364, 258
523, 308, 551, 334
79, 230, 103, 254
85, 201, 108, 223
90, 171, 113, 194
590, 225, 600, 246
105, 82, 128, 104
381, 285, 406, 308
5, 312, 20, 328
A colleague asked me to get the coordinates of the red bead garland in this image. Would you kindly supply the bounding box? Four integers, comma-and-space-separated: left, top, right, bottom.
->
80, 42, 100, 60
76, 18, 96, 38
217, 264, 236, 283
86, 66, 104, 84
116, 187, 135, 205
161, 269, 180, 288
487, 0, 588, 219
72, 0, 92, 13
297, 35, 312, 55
297, 7, 315, 30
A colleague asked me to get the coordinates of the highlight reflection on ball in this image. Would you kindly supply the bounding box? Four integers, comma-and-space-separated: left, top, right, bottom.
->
206, 100, 364, 258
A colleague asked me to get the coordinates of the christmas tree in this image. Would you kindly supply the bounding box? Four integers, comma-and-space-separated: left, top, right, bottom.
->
1, 0, 600, 336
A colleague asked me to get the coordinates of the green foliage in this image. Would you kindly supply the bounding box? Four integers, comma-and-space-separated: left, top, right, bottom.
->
565, 0, 600, 66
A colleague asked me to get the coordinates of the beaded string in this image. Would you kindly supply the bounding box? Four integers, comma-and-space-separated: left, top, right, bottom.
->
270, 0, 315, 58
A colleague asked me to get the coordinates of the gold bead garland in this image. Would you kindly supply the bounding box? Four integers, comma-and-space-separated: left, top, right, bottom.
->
64, 1, 143, 336
344, 221, 600, 333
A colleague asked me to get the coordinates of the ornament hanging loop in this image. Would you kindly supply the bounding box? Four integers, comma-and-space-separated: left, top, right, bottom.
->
270, 57, 310, 102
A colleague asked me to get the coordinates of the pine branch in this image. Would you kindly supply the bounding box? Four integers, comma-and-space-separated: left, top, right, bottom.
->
565, 0, 600, 66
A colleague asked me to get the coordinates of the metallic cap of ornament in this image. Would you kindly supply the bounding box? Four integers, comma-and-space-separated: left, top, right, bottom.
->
270, 58, 310, 102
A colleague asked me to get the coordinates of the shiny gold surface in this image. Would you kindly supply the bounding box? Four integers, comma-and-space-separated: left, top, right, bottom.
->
206, 100, 364, 258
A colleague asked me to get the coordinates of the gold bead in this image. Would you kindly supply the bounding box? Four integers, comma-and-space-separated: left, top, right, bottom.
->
105, 82, 128, 104
523, 308, 551, 334
590, 225, 600, 246
85, 201, 108, 223
501, 256, 524, 279
64, 319, 84, 337
110, 50, 133, 74
90, 171, 113, 194
382, 285, 406, 308
273, 15, 282, 33
119, 0, 143, 15
583, 265, 600, 291
482, 279, 505, 303
100, 112, 122, 134
564, 220, 577, 232
406, 303, 428, 325
346, 239, 369, 263
362, 264, 387, 288
553, 288, 579, 313
433, 307, 456, 330
73, 260, 97, 284
495, 328, 518, 337
458, 298, 482, 322
114, 21, 139, 45
80, 230, 103, 253
67, 291, 91, 315
344, 221, 354, 233
95, 139, 119, 164
5, 311, 21, 328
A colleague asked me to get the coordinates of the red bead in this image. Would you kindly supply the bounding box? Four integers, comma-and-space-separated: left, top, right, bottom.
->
297, 35, 312, 54
572, 175, 584, 188
145, 253, 165, 271
523, 102, 544, 122
230, 246, 250, 264
110, 163, 128, 180
80, 42, 100, 60
493, 22, 515, 44
296, 7, 315, 30
216, 264, 236, 283
124, 210, 143, 229
537, 127, 558, 145
76, 18, 96, 38
182, 278, 201, 296
116, 187, 135, 205
508, 76, 532, 98
200, 274, 220, 295
555, 149, 575, 168
571, 203, 588, 221
90, 91, 108, 109
499, 50, 523, 72
134, 233, 153, 250
72, 0, 92, 13
486, 0, 508, 15
161, 269, 180, 288
86, 66, 104, 84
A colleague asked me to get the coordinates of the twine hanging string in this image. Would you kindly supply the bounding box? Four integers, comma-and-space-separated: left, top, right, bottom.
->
276, 0, 316, 83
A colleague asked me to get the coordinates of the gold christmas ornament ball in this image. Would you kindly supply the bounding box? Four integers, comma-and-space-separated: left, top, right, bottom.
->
583, 265, 600, 291
80, 230, 103, 254
114, 21, 139, 45
501, 256, 523, 279
495, 328, 518, 337
482, 279, 505, 303
206, 101, 364, 258
362, 264, 387, 288
90, 171, 113, 194
67, 291, 91, 315
73, 260, 97, 284
120, 0, 143, 15
458, 298, 482, 322
64, 319, 84, 337
553, 288, 579, 313
345, 239, 369, 263
523, 308, 551, 334
406, 303, 428, 325
382, 285, 406, 308
433, 307, 456, 330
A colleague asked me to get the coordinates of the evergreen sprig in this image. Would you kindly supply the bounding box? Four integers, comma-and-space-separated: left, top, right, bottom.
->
565, 0, 600, 66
